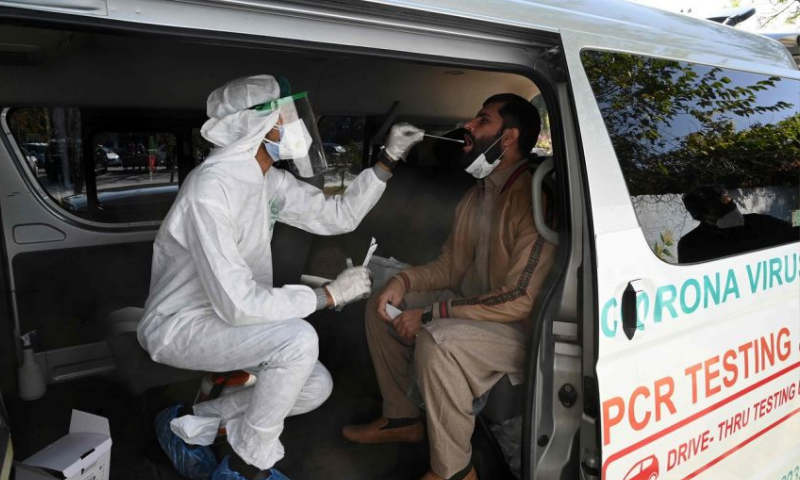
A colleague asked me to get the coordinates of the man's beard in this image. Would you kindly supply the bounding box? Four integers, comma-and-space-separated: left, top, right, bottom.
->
457, 130, 504, 170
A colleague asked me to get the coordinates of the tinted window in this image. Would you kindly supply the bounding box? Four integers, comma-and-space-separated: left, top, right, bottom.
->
90, 131, 179, 222
317, 115, 365, 194
10, 107, 87, 212
8, 108, 183, 224
192, 127, 213, 163
581, 51, 799, 263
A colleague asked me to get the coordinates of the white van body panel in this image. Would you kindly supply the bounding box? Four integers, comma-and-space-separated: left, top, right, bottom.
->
594, 231, 799, 480
561, 27, 800, 480
359, 0, 795, 67
4, 0, 796, 70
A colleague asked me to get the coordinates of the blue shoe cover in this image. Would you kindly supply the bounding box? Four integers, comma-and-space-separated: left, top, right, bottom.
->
156, 404, 219, 480
211, 456, 291, 480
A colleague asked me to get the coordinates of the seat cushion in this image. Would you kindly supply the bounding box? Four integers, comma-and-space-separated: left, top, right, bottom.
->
479, 375, 525, 424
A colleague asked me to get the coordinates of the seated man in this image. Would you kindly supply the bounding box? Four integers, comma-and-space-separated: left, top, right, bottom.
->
343, 94, 557, 480
678, 185, 798, 263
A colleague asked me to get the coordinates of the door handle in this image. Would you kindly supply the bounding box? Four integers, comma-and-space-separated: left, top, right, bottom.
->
621, 280, 644, 340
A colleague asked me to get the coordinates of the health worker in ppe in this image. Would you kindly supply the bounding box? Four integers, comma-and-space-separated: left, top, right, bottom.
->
137, 74, 424, 479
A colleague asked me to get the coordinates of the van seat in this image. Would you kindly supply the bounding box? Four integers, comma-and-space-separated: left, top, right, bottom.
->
105, 307, 202, 395
478, 375, 525, 424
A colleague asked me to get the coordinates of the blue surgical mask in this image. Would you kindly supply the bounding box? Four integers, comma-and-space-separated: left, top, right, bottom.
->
263, 139, 281, 161
714, 208, 745, 229
263, 125, 284, 160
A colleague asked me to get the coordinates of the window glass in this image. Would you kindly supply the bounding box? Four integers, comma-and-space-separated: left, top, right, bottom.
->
90, 131, 179, 222
8, 108, 183, 223
532, 94, 553, 156
317, 115, 365, 194
10, 107, 86, 213
192, 127, 213, 163
581, 51, 800, 263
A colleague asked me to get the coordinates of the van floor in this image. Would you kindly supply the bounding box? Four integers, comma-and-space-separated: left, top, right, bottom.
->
6, 371, 434, 480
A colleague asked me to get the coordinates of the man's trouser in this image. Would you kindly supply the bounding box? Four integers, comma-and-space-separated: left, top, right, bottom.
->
365, 291, 527, 478
153, 315, 332, 470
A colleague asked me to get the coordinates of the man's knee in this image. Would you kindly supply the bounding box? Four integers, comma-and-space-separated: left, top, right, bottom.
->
293, 363, 333, 415
414, 328, 441, 377
283, 319, 319, 363
308, 365, 334, 405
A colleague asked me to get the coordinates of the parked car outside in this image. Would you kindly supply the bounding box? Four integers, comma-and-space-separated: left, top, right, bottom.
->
19, 146, 38, 176
156, 145, 173, 168
20, 142, 47, 168
96, 145, 121, 167
323, 142, 346, 164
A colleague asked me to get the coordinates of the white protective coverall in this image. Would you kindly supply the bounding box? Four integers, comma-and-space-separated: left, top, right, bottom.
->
137, 75, 390, 469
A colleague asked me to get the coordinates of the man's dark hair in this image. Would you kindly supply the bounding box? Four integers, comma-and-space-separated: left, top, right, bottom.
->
682, 185, 737, 223
483, 93, 542, 156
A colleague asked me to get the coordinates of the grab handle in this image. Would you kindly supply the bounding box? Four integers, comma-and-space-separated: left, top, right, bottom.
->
532, 157, 558, 245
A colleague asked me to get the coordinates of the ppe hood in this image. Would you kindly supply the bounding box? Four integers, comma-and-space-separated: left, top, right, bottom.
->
200, 75, 282, 162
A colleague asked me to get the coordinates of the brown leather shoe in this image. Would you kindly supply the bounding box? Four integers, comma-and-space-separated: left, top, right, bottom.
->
419, 466, 478, 480
342, 416, 425, 444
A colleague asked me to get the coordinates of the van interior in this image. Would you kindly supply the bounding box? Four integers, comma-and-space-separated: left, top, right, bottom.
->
0, 16, 567, 480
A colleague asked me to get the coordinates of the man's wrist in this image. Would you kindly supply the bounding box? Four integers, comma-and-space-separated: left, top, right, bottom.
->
391, 273, 411, 294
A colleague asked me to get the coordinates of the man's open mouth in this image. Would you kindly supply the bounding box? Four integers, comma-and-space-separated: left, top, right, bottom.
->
463, 132, 474, 151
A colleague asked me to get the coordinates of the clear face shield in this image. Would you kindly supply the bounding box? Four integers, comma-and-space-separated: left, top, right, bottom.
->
254, 92, 328, 178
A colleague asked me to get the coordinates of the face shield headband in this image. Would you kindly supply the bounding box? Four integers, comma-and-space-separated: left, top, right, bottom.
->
252, 92, 328, 178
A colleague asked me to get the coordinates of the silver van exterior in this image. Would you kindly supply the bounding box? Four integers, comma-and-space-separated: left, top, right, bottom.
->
0, 1, 797, 479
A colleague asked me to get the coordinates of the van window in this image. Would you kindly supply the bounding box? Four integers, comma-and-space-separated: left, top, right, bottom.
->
192, 127, 213, 163
581, 51, 800, 263
317, 115, 365, 194
9, 107, 84, 208
9, 108, 182, 223
89, 131, 179, 223
532, 94, 553, 156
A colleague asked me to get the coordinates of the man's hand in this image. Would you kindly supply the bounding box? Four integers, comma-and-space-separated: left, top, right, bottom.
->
392, 308, 423, 343
377, 277, 405, 322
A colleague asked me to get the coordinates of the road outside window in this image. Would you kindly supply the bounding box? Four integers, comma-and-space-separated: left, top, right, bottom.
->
8, 108, 181, 223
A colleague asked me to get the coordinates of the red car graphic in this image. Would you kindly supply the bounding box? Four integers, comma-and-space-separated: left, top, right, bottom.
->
623, 455, 660, 480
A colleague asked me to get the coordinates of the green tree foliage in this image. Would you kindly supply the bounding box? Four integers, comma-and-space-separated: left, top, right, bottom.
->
761, 0, 799, 26
582, 51, 799, 195
8, 108, 50, 142
728, 0, 798, 25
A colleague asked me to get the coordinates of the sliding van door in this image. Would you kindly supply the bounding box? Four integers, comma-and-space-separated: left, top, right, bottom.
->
561, 31, 800, 479
0, 108, 197, 388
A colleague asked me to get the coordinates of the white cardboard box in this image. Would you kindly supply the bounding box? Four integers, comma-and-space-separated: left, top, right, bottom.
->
20, 410, 112, 480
